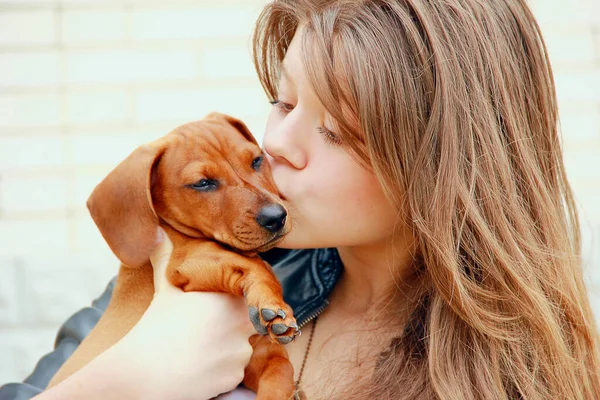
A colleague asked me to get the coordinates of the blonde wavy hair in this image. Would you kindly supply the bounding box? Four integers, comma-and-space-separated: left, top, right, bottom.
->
252, 0, 600, 398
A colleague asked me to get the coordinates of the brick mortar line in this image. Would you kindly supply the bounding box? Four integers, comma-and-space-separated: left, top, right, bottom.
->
0, 116, 266, 133
0, 325, 68, 332
593, 24, 600, 67
0, 38, 255, 52
0, 78, 262, 94
0, 1, 264, 11
0, 208, 90, 219
13, 258, 29, 330
0, 109, 269, 127
0, 174, 4, 219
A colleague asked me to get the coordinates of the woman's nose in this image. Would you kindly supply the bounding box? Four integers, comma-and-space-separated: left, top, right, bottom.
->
262, 117, 307, 170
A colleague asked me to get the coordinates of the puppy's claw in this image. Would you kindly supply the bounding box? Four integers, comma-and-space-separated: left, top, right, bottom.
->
277, 309, 286, 319
261, 308, 277, 322
249, 306, 268, 335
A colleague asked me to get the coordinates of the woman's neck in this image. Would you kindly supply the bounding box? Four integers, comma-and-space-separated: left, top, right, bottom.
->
331, 231, 420, 318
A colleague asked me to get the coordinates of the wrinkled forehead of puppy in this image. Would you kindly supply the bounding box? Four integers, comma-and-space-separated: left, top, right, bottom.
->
158, 113, 262, 172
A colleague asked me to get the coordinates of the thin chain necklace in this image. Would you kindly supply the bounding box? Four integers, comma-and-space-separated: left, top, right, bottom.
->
294, 315, 319, 400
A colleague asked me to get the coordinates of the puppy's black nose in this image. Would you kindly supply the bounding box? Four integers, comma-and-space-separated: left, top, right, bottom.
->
256, 204, 287, 233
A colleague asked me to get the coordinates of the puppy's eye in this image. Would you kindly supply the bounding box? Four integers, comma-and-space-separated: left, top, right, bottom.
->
252, 155, 263, 171
188, 179, 219, 192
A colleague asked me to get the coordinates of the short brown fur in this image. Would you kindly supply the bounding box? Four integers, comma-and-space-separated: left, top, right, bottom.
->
47, 112, 298, 400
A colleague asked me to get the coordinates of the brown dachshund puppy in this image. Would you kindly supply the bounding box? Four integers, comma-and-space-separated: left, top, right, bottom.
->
47, 112, 299, 400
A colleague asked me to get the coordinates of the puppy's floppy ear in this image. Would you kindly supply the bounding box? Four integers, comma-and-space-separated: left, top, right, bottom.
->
87, 139, 168, 268
205, 112, 258, 146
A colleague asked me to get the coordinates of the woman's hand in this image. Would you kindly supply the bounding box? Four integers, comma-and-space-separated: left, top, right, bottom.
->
34, 228, 256, 400
107, 228, 256, 399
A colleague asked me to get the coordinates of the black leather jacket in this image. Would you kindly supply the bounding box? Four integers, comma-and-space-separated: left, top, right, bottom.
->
0, 248, 343, 400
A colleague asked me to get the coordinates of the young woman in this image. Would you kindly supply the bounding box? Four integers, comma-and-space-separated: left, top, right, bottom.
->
4, 0, 599, 399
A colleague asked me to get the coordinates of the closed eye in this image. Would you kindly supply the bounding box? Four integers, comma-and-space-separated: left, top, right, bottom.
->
186, 179, 219, 192
270, 99, 343, 146
269, 99, 294, 114
317, 126, 343, 146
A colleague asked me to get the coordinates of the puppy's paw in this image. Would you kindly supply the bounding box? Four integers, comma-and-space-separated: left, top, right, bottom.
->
248, 304, 300, 344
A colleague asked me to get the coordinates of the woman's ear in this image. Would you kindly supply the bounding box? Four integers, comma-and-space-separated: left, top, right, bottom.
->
87, 141, 168, 268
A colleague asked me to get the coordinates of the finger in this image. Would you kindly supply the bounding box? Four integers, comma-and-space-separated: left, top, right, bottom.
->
149, 227, 179, 294
210, 294, 255, 336
242, 315, 256, 337
231, 297, 257, 337
241, 340, 254, 367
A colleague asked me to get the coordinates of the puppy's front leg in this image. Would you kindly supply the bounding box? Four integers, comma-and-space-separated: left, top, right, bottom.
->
165, 241, 299, 343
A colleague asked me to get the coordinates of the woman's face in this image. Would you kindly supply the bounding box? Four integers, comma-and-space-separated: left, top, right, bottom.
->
263, 28, 399, 249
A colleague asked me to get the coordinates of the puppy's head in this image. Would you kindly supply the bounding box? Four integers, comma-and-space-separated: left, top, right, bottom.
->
87, 112, 290, 268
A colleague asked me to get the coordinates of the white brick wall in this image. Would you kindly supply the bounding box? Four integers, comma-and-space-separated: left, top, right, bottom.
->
0, 10, 56, 47
61, 10, 128, 44
0, 0, 599, 387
